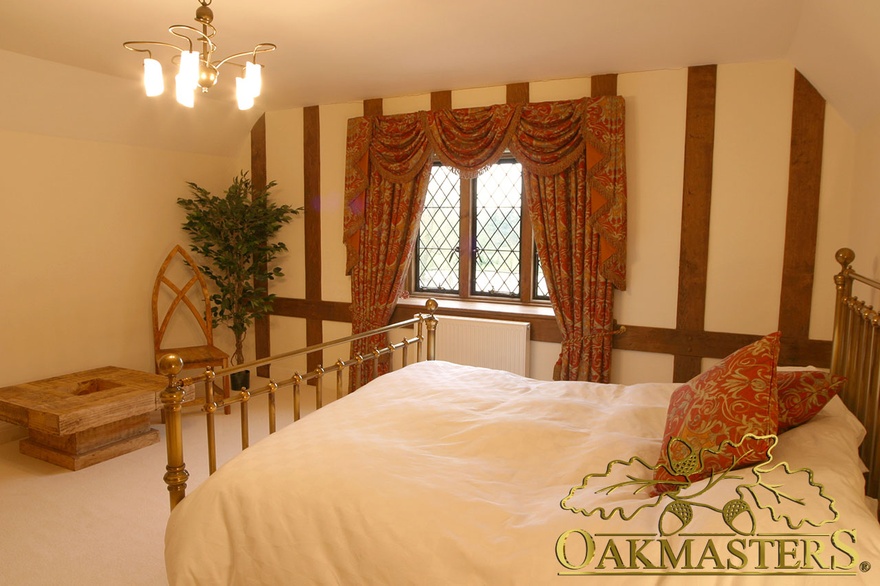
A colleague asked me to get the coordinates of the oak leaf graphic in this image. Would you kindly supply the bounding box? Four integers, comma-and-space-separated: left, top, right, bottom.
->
561, 434, 838, 536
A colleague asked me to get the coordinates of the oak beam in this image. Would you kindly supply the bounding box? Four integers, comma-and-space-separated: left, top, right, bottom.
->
674, 65, 717, 382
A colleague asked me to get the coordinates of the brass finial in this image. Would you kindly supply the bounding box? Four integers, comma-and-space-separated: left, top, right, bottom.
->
158, 354, 184, 376
196, 0, 214, 24
835, 247, 855, 268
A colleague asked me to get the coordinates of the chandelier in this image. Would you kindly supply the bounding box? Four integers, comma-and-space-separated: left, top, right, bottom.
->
123, 0, 276, 110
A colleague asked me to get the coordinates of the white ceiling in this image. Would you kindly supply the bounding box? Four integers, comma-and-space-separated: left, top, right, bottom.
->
1, 0, 878, 156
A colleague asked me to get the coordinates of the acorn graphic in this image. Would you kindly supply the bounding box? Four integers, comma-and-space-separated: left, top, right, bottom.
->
659, 500, 694, 536
722, 498, 756, 535
667, 437, 701, 477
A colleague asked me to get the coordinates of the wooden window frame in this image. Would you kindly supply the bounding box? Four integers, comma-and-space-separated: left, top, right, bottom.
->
411, 158, 547, 308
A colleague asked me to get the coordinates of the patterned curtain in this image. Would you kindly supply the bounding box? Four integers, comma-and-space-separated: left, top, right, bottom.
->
345, 114, 432, 388
527, 164, 615, 381
343, 97, 627, 385
523, 99, 626, 382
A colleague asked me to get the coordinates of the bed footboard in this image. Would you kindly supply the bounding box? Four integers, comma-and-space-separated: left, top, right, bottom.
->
158, 299, 439, 510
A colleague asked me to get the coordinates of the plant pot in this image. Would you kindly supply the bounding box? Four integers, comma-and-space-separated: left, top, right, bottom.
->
230, 370, 250, 391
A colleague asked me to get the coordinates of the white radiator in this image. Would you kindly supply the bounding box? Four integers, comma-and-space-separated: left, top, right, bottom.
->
422, 315, 531, 376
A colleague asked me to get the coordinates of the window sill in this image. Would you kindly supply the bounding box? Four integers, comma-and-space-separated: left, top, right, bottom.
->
395, 296, 561, 343
399, 296, 554, 317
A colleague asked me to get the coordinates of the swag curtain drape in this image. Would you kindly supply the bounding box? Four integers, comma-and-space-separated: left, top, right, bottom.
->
344, 114, 433, 388
343, 97, 626, 385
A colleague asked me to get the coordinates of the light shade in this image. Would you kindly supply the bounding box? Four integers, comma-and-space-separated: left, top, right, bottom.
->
245, 61, 262, 98
143, 58, 164, 97
236, 76, 254, 110
178, 50, 200, 91
175, 74, 195, 108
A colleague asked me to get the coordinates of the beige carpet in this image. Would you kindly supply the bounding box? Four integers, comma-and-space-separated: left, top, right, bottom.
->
0, 387, 312, 585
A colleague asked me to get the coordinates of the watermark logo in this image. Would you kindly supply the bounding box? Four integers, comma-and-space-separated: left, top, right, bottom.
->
556, 434, 867, 576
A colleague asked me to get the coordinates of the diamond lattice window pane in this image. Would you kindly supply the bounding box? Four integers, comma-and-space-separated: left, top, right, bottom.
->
473, 161, 522, 297
416, 165, 460, 292
534, 250, 550, 299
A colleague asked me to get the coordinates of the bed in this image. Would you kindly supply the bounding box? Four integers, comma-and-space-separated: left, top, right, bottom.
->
159, 249, 880, 584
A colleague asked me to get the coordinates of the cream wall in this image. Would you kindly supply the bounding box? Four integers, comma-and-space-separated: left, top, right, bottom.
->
264, 60, 858, 384
0, 137, 247, 387
0, 129, 243, 440
0, 129, 240, 389
266, 108, 306, 301
852, 113, 880, 308
0, 49, 251, 390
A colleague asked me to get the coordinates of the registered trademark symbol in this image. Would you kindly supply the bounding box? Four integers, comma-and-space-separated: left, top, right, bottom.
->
860, 561, 871, 573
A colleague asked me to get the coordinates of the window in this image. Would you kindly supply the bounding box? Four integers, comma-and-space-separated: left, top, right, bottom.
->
414, 159, 549, 302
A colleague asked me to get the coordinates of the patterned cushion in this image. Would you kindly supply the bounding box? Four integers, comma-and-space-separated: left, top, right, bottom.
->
652, 333, 780, 494
777, 370, 846, 432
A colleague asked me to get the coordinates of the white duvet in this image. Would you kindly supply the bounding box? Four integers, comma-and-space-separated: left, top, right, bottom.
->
165, 361, 880, 584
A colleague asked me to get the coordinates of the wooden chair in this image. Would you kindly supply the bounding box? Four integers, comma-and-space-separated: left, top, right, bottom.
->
152, 245, 231, 411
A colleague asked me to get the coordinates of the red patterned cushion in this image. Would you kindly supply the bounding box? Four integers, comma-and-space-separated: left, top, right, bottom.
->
777, 370, 845, 432
652, 333, 780, 494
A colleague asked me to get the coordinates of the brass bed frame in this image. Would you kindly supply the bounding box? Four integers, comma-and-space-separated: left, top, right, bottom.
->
158, 299, 439, 510
158, 249, 880, 514
831, 248, 880, 504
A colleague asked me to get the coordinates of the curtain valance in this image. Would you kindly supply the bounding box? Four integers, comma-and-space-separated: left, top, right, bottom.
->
344, 96, 627, 289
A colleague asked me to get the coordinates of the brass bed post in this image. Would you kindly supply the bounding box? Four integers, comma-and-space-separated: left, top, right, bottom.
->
268, 380, 278, 435
866, 319, 880, 498
831, 248, 855, 376
158, 354, 189, 511
240, 389, 250, 450
335, 359, 345, 400
425, 298, 438, 361
315, 367, 325, 410
292, 373, 302, 421
204, 367, 218, 475
206, 400, 218, 474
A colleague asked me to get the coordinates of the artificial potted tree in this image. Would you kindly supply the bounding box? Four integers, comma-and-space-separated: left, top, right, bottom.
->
178, 171, 301, 389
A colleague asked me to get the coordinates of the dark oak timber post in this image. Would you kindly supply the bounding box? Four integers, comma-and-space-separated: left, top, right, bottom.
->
304, 106, 323, 376
674, 65, 717, 382
778, 70, 826, 339
251, 115, 272, 378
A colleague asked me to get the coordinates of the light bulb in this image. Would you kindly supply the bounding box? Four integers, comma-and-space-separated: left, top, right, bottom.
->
143, 58, 164, 97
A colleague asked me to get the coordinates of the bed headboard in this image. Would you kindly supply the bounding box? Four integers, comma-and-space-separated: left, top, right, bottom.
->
830, 247, 880, 503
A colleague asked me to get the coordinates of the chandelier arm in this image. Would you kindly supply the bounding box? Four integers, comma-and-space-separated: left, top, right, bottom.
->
124, 41, 189, 57
169, 24, 217, 53
213, 43, 277, 68
123, 0, 274, 109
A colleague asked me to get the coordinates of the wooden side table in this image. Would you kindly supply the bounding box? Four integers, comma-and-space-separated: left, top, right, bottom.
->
0, 366, 166, 470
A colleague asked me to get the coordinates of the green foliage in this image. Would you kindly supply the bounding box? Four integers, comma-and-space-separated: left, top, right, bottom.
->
177, 171, 302, 364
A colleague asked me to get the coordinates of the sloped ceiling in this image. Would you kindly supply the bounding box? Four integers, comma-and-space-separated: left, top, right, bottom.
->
0, 0, 876, 157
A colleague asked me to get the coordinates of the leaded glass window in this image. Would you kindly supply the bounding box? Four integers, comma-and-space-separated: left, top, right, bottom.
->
415, 165, 460, 293
473, 160, 522, 297
413, 158, 547, 304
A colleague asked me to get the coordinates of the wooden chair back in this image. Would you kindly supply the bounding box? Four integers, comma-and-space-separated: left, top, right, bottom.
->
152, 245, 230, 408
152, 245, 215, 353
